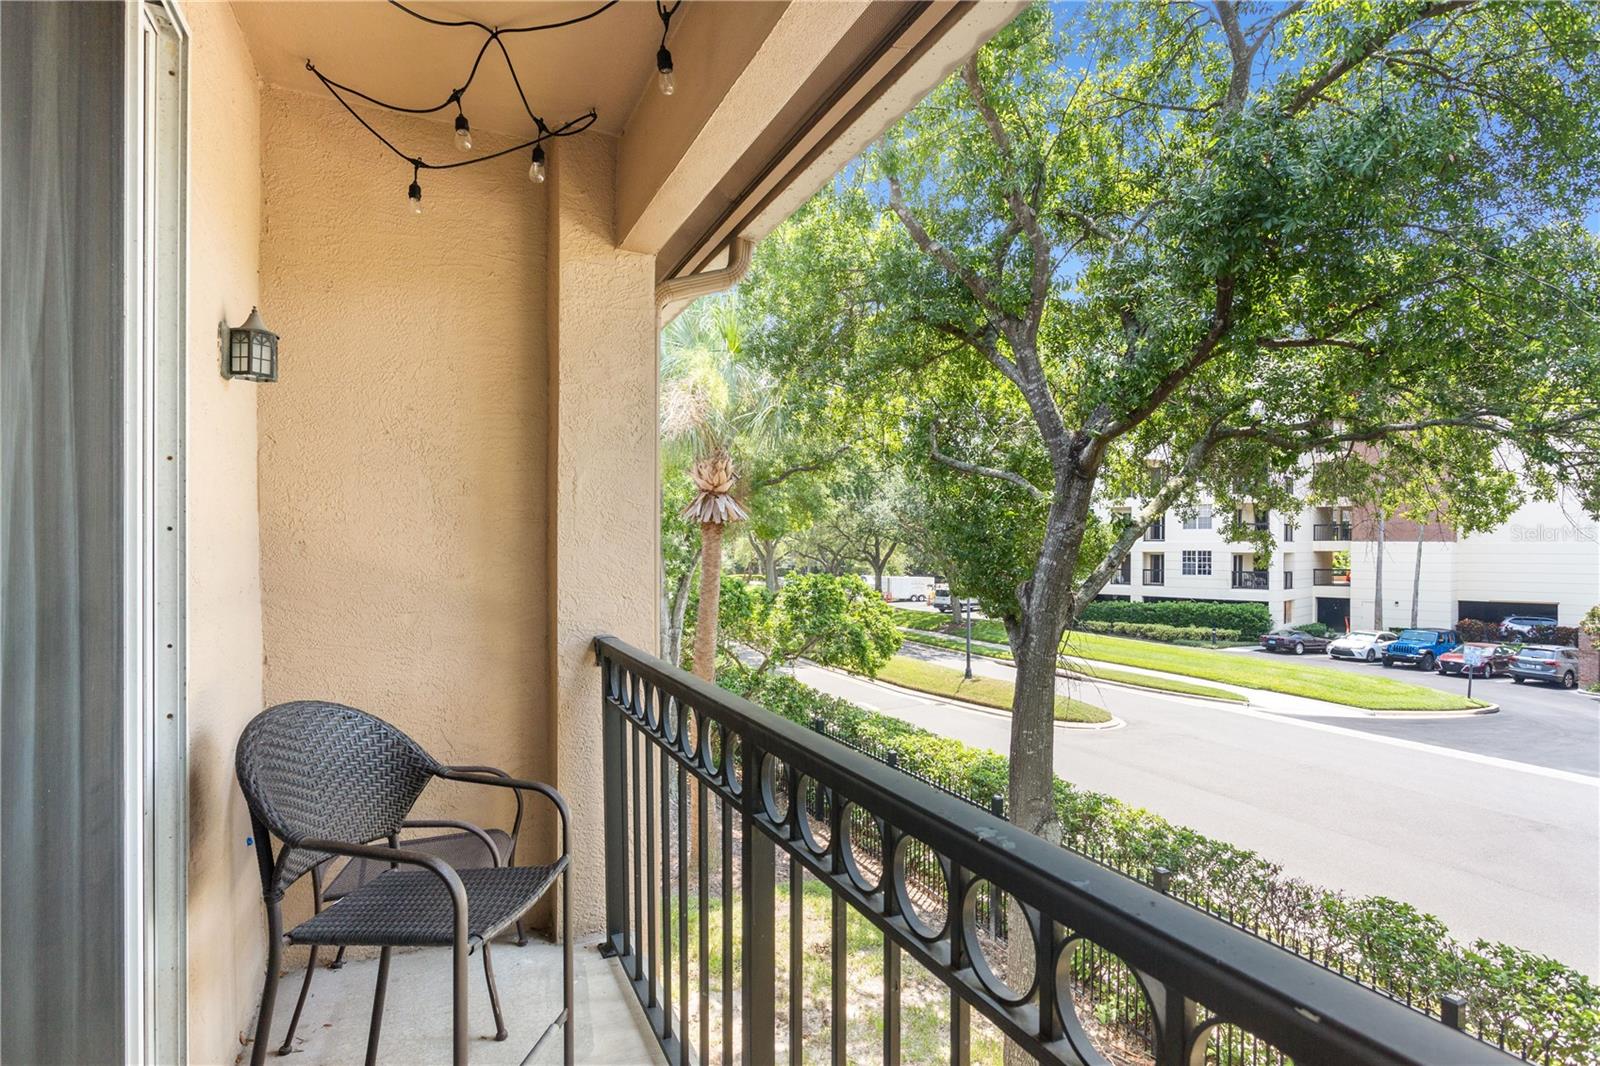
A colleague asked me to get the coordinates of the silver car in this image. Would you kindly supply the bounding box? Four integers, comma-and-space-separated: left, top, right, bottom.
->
1328, 630, 1398, 663
1509, 645, 1581, 689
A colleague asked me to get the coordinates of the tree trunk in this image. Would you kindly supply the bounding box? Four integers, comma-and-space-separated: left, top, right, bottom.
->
693, 522, 725, 681
665, 551, 699, 669
1410, 516, 1425, 629
1373, 512, 1386, 630
763, 539, 780, 592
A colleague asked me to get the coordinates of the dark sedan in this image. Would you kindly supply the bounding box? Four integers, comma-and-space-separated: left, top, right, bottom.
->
1260, 626, 1331, 655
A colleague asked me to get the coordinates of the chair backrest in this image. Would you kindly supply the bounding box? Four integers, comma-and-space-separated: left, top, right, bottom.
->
235, 700, 440, 898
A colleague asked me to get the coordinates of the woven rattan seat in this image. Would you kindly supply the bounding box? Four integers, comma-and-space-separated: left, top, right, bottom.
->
291, 861, 565, 947
235, 700, 573, 1065
323, 828, 515, 903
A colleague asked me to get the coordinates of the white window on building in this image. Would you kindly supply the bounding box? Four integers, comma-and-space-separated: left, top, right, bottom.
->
1182, 549, 1212, 576
1182, 505, 1213, 531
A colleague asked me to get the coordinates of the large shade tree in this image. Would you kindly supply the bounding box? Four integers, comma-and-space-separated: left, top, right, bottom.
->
742, 0, 1600, 852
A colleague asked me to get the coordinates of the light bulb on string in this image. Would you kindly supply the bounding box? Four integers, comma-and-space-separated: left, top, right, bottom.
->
408, 168, 423, 215
656, 47, 675, 96
527, 143, 547, 184
454, 113, 473, 151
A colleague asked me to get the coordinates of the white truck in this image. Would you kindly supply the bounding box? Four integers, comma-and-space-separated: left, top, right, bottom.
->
879, 574, 935, 602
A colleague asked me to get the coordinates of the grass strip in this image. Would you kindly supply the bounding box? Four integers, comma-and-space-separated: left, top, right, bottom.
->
875, 655, 1111, 724
900, 630, 1247, 703
889, 608, 1481, 712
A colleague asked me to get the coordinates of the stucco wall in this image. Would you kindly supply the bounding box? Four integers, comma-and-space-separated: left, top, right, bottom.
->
256, 84, 554, 925
545, 134, 658, 934
183, 4, 267, 1062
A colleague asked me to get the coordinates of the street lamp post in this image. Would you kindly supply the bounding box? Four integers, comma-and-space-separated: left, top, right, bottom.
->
964, 596, 974, 680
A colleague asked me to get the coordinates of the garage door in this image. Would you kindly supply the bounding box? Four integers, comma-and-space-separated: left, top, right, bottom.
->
1457, 600, 1558, 624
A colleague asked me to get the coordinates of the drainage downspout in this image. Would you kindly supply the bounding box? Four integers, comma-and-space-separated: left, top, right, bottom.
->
654, 236, 757, 659
655, 237, 756, 326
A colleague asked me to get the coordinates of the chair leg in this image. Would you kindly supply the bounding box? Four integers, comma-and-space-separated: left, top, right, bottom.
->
452, 934, 469, 1066
514, 917, 528, 946
251, 908, 284, 1066
363, 946, 392, 1066
276, 944, 321, 1055
563, 867, 574, 1066
330, 944, 348, 970
482, 941, 509, 1041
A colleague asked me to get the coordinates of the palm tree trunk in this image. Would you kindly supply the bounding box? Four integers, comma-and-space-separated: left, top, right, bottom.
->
693, 522, 725, 681
1410, 516, 1425, 629
1373, 512, 1385, 630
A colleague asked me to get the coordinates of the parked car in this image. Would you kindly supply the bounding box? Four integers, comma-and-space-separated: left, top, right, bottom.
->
1327, 630, 1398, 663
932, 585, 952, 612
1509, 645, 1582, 689
1499, 615, 1559, 637
1260, 625, 1331, 655
1437, 642, 1515, 678
1382, 628, 1459, 670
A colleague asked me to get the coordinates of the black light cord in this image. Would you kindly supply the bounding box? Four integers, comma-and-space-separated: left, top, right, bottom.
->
657, 0, 681, 48
307, 0, 634, 183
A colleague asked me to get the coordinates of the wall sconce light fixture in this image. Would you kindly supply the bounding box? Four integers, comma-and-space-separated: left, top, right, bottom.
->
224, 307, 278, 382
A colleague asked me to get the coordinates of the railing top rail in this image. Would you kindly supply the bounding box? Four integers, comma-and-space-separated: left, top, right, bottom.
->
593, 635, 1514, 1066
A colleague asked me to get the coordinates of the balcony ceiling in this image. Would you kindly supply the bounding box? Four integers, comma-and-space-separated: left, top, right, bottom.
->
231, 0, 680, 138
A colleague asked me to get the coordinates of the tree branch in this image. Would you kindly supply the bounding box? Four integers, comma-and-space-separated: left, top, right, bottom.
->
1282, 1, 1476, 115
929, 423, 1050, 502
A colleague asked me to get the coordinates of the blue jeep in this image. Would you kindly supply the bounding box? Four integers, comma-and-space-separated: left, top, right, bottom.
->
1382, 628, 1459, 671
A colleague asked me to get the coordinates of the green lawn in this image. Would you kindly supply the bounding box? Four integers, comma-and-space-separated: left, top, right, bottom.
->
876, 656, 1111, 724
899, 630, 1247, 703
889, 608, 1481, 711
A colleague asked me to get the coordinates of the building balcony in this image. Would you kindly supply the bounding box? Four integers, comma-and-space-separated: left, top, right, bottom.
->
1313, 568, 1352, 590
1231, 570, 1270, 590
1283, 571, 1294, 590
1311, 523, 1353, 541
585, 638, 1516, 1066
1108, 571, 1131, 586
1141, 568, 1165, 586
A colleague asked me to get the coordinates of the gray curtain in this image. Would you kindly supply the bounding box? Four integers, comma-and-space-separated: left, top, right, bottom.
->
1, 3, 129, 1062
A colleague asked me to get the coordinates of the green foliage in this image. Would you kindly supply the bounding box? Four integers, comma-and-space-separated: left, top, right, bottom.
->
875, 655, 1110, 723
1299, 622, 1331, 638
1081, 598, 1273, 639
1077, 619, 1244, 644
723, 572, 902, 676
720, 665, 1599, 1064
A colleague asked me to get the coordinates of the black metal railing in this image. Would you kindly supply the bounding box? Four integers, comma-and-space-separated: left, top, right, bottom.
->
1313, 568, 1352, 586
1312, 522, 1353, 541
1231, 570, 1270, 590
1108, 571, 1130, 586
1141, 568, 1164, 586
595, 636, 1512, 1066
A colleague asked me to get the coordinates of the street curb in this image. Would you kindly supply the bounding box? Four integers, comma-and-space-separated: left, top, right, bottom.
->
1360, 703, 1499, 718
845, 672, 1127, 731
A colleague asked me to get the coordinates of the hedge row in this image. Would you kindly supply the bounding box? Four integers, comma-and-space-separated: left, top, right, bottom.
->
1077, 619, 1244, 644
720, 663, 1598, 1065
1083, 598, 1274, 639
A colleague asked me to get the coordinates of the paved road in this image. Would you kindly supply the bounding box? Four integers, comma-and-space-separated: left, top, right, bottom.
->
796, 646, 1600, 976
1225, 645, 1600, 774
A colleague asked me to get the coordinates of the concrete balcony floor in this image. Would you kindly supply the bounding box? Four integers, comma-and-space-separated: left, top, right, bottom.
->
265, 936, 662, 1065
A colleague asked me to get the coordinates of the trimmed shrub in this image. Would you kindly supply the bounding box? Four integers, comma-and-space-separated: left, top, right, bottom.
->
1081, 598, 1274, 639
1299, 622, 1331, 638
1458, 618, 1580, 646
1077, 619, 1244, 644
719, 663, 1599, 1064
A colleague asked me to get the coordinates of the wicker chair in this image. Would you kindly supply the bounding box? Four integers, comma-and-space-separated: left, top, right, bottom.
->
236, 700, 572, 1066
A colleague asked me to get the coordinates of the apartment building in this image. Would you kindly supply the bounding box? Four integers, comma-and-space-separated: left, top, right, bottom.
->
1107, 493, 1599, 631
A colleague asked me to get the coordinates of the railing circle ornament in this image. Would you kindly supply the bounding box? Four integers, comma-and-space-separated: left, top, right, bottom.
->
891, 834, 949, 942
760, 753, 790, 825
681, 706, 698, 760
1055, 933, 1158, 1066
960, 878, 1038, 1006
839, 802, 882, 893
660, 692, 679, 745
794, 775, 832, 856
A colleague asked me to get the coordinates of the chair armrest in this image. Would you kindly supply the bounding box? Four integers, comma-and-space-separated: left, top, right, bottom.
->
435, 767, 570, 861
296, 838, 469, 929
401, 819, 503, 867
446, 764, 525, 855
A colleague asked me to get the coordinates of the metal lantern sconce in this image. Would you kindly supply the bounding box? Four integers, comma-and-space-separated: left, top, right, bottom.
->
224, 306, 278, 382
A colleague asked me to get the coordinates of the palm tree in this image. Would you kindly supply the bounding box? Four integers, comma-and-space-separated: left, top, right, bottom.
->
660, 294, 784, 680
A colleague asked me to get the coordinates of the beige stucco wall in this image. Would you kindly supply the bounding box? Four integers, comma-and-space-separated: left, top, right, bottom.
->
545, 134, 659, 934
256, 84, 554, 925
183, 3, 267, 1062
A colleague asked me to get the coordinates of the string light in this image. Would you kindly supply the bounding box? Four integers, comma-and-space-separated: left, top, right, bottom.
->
656, 1, 680, 96
305, 0, 685, 211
